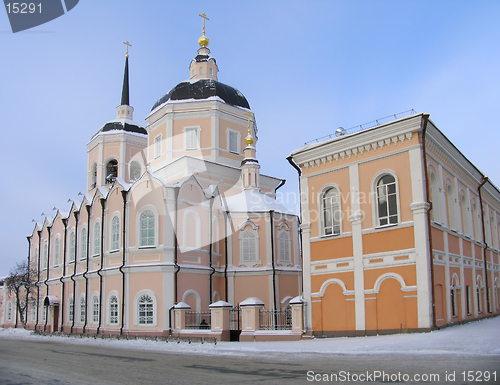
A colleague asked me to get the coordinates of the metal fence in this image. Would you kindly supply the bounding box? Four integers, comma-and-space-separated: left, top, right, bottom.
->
259, 308, 292, 330
184, 311, 211, 329
230, 305, 241, 331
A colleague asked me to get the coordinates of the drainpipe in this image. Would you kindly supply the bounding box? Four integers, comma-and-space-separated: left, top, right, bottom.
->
96, 198, 106, 334
70, 211, 79, 334
286, 156, 304, 293
43, 226, 52, 332
119, 190, 128, 335
478, 176, 491, 313
209, 196, 215, 305
223, 210, 229, 301
420, 114, 438, 330
35, 230, 42, 331
270, 210, 278, 326
82, 205, 91, 334
275, 179, 286, 191
173, 187, 180, 305
59, 218, 68, 332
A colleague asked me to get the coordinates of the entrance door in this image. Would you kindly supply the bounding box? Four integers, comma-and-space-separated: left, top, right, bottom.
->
53, 306, 59, 332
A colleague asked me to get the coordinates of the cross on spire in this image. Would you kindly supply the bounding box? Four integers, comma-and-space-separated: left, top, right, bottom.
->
123, 40, 132, 57
199, 13, 209, 35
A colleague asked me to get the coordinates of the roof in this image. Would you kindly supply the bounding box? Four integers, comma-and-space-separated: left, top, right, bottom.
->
91, 118, 147, 139
151, 78, 250, 111
222, 190, 292, 214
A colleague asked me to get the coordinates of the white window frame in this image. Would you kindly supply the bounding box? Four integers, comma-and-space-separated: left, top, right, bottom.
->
277, 224, 292, 265
69, 230, 75, 263
372, 171, 400, 228
7, 301, 13, 322
154, 134, 162, 159
79, 294, 86, 324
80, 226, 88, 260
68, 294, 74, 323
108, 292, 119, 325
54, 235, 61, 266
182, 209, 201, 250
92, 295, 99, 324
136, 206, 158, 249
93, 221, 101, 257
133, 290, 157, 326
238, 221, 260, 267
110, 213, 121, 252
227, 129, 240, 154
42, 241, 48, 270
129, 161, 141, 183
318, 184, 342, 236
445, 180, 457, 230
183, 126, 201, 150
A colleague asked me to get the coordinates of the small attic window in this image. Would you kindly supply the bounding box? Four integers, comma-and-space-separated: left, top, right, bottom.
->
200, 66, 203, 75
209, 68, 213, 75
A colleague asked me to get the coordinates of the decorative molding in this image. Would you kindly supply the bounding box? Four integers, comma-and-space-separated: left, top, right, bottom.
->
300, 130, 415, 170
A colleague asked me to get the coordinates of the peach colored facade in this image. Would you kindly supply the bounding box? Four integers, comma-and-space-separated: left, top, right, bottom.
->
290, 113, 500, 336
1, 39, 301, 336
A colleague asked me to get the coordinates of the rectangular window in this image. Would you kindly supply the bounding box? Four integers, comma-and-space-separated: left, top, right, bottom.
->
154, 135, 162, 158
185, 128, 198, 150
229, 131, 238, 153
477, 287, 482, 313
466, 285, 471, 315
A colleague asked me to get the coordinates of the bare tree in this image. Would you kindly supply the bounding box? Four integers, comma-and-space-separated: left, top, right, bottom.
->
4, 261, 38, 328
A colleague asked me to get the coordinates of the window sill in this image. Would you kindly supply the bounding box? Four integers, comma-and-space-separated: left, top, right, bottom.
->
110, 249, 120, 254
375, 223, 398, 230
138, 245, 156, 249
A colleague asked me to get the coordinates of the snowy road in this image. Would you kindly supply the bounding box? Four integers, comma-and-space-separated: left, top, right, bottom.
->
0, 317, 499, 384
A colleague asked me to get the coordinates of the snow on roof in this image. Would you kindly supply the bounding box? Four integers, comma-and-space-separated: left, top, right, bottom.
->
222, 190, 292, 214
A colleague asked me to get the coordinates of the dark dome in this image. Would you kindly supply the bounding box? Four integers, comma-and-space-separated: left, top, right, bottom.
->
91, 119, 147, 139
151, 79, 250, 111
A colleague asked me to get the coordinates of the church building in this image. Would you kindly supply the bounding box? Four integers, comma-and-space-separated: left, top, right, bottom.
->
1, 24, 301, 335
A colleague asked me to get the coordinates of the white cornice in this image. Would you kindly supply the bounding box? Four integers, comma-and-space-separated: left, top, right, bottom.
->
292, 115, 423, 170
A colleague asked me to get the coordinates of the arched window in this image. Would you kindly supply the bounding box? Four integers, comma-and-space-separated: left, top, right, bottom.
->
209, 67, 213, 75
105, 159, 118, 184
140, 210, 155, 247
33, 245, 39, 269
138, 294, 154, 325
322, 187, 341, 235
376, 174, 398, 226
450, 276, 459, 318
199, 66, 203, 75
130, 161, 141, 182
43, 242, 48, 269
92, 296, 99, 323
109, 295, 119, 325
446, 183, 457, 229
278, 230, 291, 263
94, 222, 100, 256
91, 163, 97, 189
42, 304, 47, 322
472, 201, 480, 240
430, 172, 441, 222
241, 229, 258, 262
68, 295, 74, 323
460, 194, 468, 235
80, 228, 87, 260
111, 216, 120, 251
80, 295, 86, 323
54, 238, 60, 266
68, 232, 75, 262
7, 301, 12, 321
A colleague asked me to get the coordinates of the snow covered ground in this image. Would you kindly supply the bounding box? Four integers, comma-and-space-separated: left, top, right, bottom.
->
1, 316, 499, 358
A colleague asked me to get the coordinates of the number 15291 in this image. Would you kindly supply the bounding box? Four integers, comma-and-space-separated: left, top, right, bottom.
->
6, 3, 41, 13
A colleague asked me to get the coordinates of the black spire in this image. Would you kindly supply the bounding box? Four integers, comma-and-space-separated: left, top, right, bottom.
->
121, 56, 129, 106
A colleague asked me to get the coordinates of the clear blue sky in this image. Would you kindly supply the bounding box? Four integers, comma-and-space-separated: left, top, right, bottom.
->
1, 0, 499, 278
